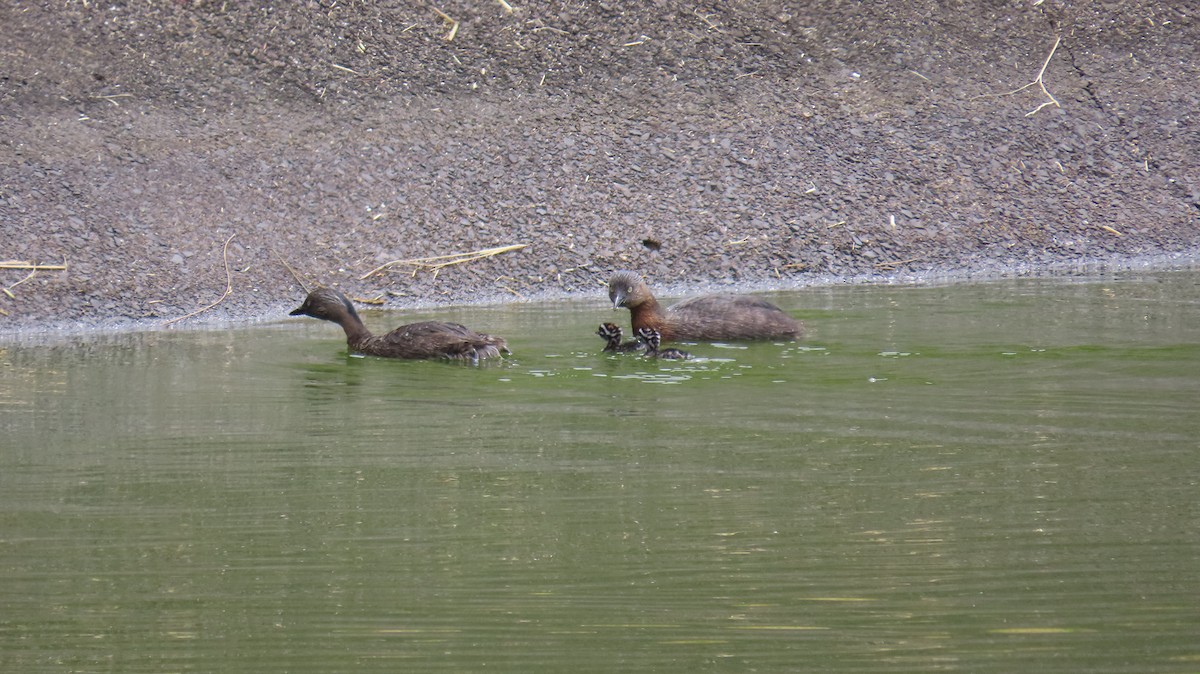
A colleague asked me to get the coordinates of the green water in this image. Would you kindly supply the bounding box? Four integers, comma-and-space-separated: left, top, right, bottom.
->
1, 273, 1198, 672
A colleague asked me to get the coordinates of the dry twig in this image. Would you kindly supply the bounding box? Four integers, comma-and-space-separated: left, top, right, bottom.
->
273, 249, 310, 293
163, 233, 237, 327
693, 10, 723, 32
774, 262, 808, 277
1, 260, 68, 271
2, 261, 67, 300
432, 7, 460, 41
972, 37, 1062, 117
90, 93, 134, 106
874, 257, 923, 271
3, 269, 37, 299
360, 244, 528, 280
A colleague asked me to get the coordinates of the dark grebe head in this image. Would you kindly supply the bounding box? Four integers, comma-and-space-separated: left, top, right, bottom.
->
290, 287, 360, 323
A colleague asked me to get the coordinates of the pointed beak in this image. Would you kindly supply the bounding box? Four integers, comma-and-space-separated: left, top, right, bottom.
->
610, 289, 625, 309
289, 305, 306, 316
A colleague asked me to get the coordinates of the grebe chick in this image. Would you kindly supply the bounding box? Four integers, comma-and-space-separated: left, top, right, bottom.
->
597, 322, 644, 353
637, 327, 691, 360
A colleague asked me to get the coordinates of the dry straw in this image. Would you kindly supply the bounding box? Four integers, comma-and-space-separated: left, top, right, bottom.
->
163, 234, 237, 326
1, 260, 67, 271
360, 244, 527, 280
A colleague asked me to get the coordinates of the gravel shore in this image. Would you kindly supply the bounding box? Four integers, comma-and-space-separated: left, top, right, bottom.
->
2, 2, 1197, 334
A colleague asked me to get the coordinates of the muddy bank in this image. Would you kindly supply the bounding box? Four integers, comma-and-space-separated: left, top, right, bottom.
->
1, 2, 1197, 334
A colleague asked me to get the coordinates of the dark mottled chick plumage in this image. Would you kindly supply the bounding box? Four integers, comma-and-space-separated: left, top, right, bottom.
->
607, 270, 803, 342
596, 322, 645, 353
637, 327, 691, 360
290, 287, 509, 362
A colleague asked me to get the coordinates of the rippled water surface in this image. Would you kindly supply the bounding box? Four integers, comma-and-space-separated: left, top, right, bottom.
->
2, 272, 1199, 672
